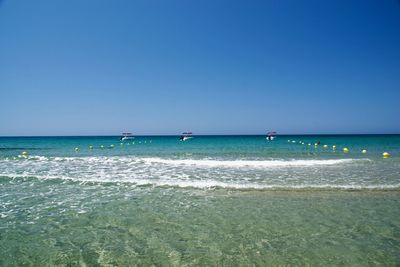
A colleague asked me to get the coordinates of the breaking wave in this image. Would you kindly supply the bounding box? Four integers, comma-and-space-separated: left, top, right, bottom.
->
0, 155, 391, 190
141, 158, 364, 168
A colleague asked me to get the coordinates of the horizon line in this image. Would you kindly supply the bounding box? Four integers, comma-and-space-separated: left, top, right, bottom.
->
1, 133, 399, 137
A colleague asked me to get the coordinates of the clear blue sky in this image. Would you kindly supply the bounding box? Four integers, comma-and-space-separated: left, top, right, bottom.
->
1, 0, 399, 135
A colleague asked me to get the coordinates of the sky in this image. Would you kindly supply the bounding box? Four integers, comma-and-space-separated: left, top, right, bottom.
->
1, 0, 400, 135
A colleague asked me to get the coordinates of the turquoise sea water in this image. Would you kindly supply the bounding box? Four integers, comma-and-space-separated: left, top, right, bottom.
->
1, 135, 400, 265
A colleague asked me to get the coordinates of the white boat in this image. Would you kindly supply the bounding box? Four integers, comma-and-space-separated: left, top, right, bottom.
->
120, 132, 134, 141
179, 132, 193, 141
266, 131, 277, 141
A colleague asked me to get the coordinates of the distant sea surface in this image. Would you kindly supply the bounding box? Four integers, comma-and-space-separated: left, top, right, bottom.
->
1, 135, 400, 265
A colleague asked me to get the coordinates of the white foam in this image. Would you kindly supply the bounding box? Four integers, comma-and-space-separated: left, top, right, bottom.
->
5, 155, 369, 168
142, 158, 366, 168
160, 182, 400, 190
0, 156, 389, 191
1, 173, 399, 190
129, 179, 400, 190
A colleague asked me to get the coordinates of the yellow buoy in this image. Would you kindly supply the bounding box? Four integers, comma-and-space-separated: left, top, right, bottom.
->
361, 149, 367, 154
308, 143, 311, 146
100, 145, 104, 148
89, 145, 93, 149
74, 147, 80, 152
110, 144, 115, 148
343, 147, 349, 153
332, 145, 336, 150
383, 152, 390, 158
21, 151, 28, 155
292, 141, 296, 143
323, 145, 328, 149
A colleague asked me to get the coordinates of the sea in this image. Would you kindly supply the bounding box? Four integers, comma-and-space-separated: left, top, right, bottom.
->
1, 135, 399, 266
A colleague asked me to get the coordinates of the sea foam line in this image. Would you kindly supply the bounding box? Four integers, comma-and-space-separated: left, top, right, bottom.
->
1, 173, 397, 191
132, 179, 400, 190
142, 158, 368, 168
2, 155, 370, 168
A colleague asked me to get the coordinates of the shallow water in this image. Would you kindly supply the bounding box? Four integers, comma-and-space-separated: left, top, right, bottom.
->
1, 135, 400, 265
